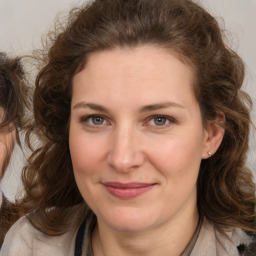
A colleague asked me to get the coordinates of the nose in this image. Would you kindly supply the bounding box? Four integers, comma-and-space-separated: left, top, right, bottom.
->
107, 126, 145, 172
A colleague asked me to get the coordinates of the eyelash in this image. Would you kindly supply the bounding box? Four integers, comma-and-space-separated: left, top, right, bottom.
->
145, 115, 176, 128
80, 114, 176, 128
81, 115, 110, 127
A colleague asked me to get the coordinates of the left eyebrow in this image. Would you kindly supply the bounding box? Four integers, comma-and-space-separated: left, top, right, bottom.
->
139, 102, 185, 113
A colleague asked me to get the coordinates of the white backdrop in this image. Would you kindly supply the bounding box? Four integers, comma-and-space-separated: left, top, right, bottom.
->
0, 0, 255, 200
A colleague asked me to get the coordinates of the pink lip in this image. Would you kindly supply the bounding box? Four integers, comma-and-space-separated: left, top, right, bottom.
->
102, 182, 155, 199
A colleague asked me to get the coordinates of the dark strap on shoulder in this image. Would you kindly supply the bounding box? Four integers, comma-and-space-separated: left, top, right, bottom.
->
74, 218, 87, 256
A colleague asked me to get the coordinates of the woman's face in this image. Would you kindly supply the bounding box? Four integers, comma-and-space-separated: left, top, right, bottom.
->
69, 46, 213, 233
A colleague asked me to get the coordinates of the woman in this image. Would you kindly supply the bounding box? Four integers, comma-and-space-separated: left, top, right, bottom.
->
0, 52, 28, 247
1, 0, 255, 255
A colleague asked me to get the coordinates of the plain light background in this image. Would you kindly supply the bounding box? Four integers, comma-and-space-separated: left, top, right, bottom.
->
0, 0, 255, 200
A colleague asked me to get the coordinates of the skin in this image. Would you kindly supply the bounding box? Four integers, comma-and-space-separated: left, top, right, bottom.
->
0, 108, 15, 176
69, 46, 224, 256
0, 107, 15, 207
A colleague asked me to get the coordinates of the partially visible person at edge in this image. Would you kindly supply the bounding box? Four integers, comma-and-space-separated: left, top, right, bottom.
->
1, 0, 256, 255
0, 52, 29, 248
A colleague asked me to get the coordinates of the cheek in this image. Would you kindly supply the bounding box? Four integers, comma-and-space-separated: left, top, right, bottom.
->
0, 131, 15, 175
0, 142, 6, 175
69, 132, 106, 176
146, 134, 203, 179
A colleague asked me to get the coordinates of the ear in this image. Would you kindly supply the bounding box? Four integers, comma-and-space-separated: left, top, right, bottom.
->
201, 112, 225, 159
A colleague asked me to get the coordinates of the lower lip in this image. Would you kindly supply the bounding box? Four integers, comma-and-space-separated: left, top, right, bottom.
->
103, 184, 155, 199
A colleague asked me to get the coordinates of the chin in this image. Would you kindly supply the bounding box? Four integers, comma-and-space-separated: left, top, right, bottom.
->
100, 207, 158, 233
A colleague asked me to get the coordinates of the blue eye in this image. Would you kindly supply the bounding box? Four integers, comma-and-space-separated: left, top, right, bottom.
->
85, 115, 107, 126
91, 116, 105, 125
153, 116, 167, 126
147, 115, 175, 127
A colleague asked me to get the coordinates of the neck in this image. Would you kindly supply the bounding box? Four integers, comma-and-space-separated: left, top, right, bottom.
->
92, 206, 199, 256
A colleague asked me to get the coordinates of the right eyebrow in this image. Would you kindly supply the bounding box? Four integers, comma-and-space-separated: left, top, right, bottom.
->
73, 102, 109, 112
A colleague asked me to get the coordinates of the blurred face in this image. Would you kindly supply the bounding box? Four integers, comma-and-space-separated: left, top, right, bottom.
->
0, 107, 15, 177
69, 46, 211, 233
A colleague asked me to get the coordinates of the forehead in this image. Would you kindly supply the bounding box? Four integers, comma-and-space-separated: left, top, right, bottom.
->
72, 46, 199, 113
75, 45, 195, 85
76, 45, 196, 78
74, 46, 196, 90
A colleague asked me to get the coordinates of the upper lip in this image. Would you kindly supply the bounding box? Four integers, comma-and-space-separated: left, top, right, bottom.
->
102, 182, 156, 188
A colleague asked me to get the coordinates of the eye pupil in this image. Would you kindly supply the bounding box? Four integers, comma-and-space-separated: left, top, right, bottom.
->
92, 116, 104, 125
154, 117, 166, 126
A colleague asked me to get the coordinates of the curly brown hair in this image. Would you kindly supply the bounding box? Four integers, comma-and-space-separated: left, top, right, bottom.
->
0, 52, 29, 245
22, 0, 255, 235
